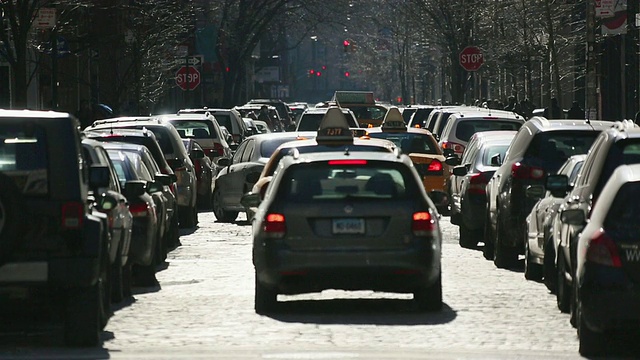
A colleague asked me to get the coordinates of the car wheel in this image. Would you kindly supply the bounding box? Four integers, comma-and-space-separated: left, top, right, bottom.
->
482, 211, 494, 260
213, 188, 238, 223
458, 223, 477, 249
245, 208, 256, 222
254, 274, 277, 314
168, 212, 181, 250
543, 237, 557, 293
524, 236, 543, 281
493, 218, 518, 269
556, 250, 571, 313
413, 271, 442, 312
122, 262, 133, 299
0, 174, 24, 264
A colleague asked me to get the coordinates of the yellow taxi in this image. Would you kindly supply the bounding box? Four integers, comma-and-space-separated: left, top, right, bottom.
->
366, 107, 451, 213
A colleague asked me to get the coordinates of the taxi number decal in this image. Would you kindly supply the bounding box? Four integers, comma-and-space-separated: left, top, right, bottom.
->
320, 128, 344, 136
332, 218, 365, 234
625, 248, 640, 261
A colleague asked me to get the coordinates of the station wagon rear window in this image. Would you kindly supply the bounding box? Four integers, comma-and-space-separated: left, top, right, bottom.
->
278, 162, 418, 202
169, 120, 218, 139
368, 133, 439, 155
604, 181, 640, 243
455, 120, 522, 142
0, 124, 49, 195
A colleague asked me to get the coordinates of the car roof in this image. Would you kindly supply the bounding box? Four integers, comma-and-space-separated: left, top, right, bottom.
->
101, 141, 149, 152
280, 148, 409, 168
85, 127, 158, 138
160, 113, 216, 121
302, 107, 352, 114
525, 117, 615, 132
276, 137, 396, 151
0, 109, 72, 119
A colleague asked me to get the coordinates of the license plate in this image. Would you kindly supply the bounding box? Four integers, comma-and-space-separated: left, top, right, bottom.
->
332, 218, 365, 234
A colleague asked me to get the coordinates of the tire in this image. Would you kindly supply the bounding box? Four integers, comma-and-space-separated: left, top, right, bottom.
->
524, 237, 543, 281
578, 301, 606, 357
482, 212, 494, 260
213, 188, 238, 223
556, 251, 571, 313
458, 223, 477, 249
493, 219, 518, 269
254, 274, 277, 314
133, 239, 158, 287
0, 174, 24, 264
245, 208, 256, 222
413, 272, 443, 312
122, 262, 133, 299
543, 238, 557, 293
110, 241, 124, 304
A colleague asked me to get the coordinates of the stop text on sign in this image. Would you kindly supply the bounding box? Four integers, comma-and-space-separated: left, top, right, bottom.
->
459, 46, 484, 72
175, 66, 201, 91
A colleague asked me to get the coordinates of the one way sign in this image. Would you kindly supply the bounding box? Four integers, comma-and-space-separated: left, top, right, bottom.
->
184, 55, 203, 66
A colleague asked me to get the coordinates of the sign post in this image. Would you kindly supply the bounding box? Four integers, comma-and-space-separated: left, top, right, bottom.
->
459, 46, 484, 72
175, 66, 201, 91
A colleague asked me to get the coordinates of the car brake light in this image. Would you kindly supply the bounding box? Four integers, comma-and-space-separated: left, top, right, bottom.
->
412, 211, 435, 236
264, 213, 286, 238
328, 159, 367, 165
130, 203, 150, 217
62, 202, 84, 229
468, 172, 490, 195
587, 229, 622, 267
442, 141, 465, 156
427, 159, 443, 172
511, 162, 545, 180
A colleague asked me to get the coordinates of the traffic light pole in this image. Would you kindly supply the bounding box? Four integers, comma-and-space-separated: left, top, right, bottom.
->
586, 0, 597, 119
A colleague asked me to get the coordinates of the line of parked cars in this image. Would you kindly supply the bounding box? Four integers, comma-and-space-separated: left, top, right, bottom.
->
444, 106, 640, 356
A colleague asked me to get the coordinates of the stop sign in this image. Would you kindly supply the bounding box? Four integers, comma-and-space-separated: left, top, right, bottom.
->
175, 66, 201, 91
459, 46, 484, 72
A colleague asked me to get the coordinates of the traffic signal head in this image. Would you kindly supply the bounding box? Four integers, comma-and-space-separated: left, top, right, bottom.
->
343, 39, 351, 52
344, 71, 350, 77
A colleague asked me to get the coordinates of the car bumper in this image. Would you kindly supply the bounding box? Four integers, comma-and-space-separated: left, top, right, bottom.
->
581, 285, 640, 332
129, 218, 155, 266
0, 257, 100, 287
176, 184, 194, 207
460, 194, 486, 230
255, 243, 440, 295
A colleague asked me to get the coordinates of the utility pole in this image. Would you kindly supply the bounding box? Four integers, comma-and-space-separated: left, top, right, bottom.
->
585, 0, 598, 119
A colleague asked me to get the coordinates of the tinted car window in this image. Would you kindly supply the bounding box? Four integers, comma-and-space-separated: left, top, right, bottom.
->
482, 145, 510, 165
213, 114, 232, 131
455, 121, 521, 142
169, 120, 218, 139
260, 138, 304, 158
604, 181, 640, 243
368, 132, 439, 155
596, 139, 640, 196
278, 162, 417, 203
0, 124, 49, 195
523, 131, 600, 173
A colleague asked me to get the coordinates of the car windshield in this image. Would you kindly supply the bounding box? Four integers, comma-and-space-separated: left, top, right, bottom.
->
298, 113, 357, 131
455, 120, 522, 142
277, 161, 417, 202
368, 132, 439, 155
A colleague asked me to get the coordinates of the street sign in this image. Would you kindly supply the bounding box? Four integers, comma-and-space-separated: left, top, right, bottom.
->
184, 55, 203, 67
175, 66, 201, 91
459, 46, 484, 72
35, 8, 56, 29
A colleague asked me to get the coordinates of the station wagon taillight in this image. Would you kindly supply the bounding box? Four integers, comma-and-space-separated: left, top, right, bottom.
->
427, 159, 443, 172
130, 203, 150, 218
62, 202, 84, 229
511, 162, 545, 180
442, 141, 465, 156
412, 211, 435, 236
587, 229, 622, 268
264, 213, 286, 238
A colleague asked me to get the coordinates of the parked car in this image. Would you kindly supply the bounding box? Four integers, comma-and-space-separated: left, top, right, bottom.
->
102, 142, 176, 264
545, 120, 640, 315
485, 117, 612, 269
245, 148, 443, 313
82, 139, 134, 303
177, 108, 248, 148
0, 110, 111, 346
562, 164, 640, 356
437, 110, 525, 157
447, 131, 517, 249
165, 112, 232, 162
182, 138, 216, 209
106, 149, 162, 287
87, 116, 198, 228
524, 154, 586, 284
83, 128, 180, 247
213, 132, 314, 222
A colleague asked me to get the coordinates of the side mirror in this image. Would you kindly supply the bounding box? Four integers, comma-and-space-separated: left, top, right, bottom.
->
169, 173, 178, 183
241, 192, 261, 208
229, 143, 239, 151
191, 148, 205, 159
445, 156, 460, 166
147, 180, 163, 194
155, 173, 172, 186
428, 190, 449, 214
443, 148, 455, 158
525, 185, 545, 199
123, 180, 146, 199
546, 174, 569, 198
89, 165, 111, 189
246, 172, 261, 184
561, 208, 586, 226
452, 165, 468, 176
490, 153, 502, 166
217, 157, 231, 167
96, 193, 118, 211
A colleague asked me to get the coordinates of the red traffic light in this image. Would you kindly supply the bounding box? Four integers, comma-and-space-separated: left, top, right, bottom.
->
344, 71, 350, 77
316, 71, 322, 77
321, 65, 327, 70
309, 69, 315, 74
343, 40, 351, 47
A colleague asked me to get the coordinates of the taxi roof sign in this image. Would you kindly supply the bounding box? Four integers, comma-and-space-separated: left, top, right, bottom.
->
381, 106, 407, 131
332, 91, 375, 105
316, 106, 354, 143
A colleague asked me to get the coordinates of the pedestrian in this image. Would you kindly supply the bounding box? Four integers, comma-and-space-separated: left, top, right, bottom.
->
257, 105, 274, 131
567, 101, 585, 119
544, 97, 564, 119
75, 99, 94, 129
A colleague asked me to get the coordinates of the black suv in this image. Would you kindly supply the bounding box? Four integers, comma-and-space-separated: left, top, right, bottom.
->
547, 120, 640, 314
485, 117, 612, 268
0, 110, 111, 346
